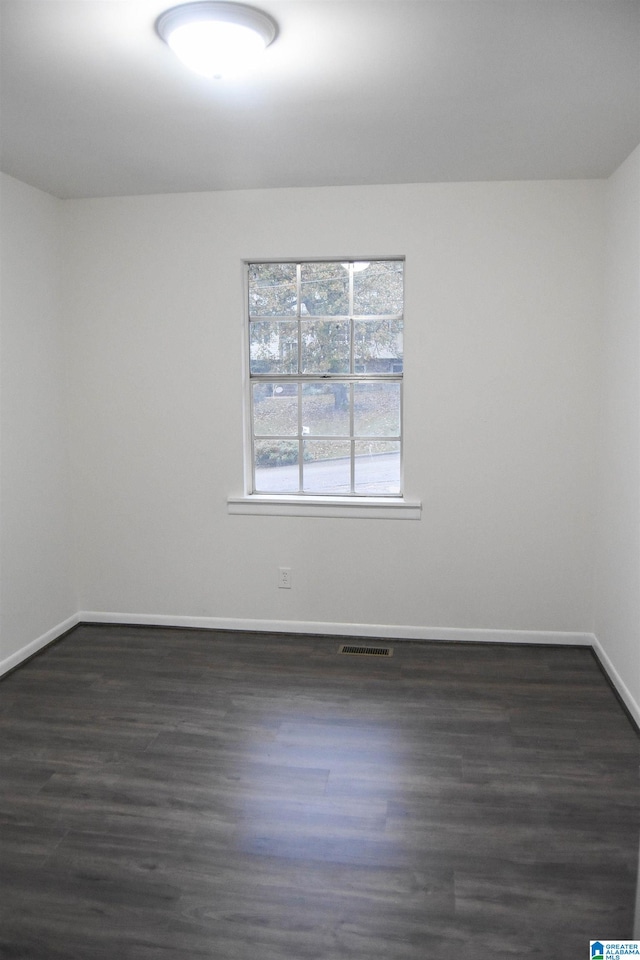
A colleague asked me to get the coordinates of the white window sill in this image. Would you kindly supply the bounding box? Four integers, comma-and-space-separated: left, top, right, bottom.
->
227, 495, 421, 520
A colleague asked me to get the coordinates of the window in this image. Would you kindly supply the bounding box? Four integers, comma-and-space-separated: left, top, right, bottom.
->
246, 259, 404, 498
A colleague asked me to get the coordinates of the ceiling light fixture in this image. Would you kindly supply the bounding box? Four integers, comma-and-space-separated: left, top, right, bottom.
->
156, 1, 277, 80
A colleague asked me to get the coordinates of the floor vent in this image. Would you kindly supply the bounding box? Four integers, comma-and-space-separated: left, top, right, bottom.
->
338, 644, 393, 657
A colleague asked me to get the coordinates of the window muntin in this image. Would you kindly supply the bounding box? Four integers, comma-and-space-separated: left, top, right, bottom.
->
247, 259, 404, 497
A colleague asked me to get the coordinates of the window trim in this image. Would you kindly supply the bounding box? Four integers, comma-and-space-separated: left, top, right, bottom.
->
227, 494, 421, 520
236, 257, 420, 518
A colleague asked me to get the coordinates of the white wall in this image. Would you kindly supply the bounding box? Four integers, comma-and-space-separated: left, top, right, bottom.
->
5, 167, 639, 716
0, 174, 77, 671
594, 144, 640, 719
63, 180, 602, 640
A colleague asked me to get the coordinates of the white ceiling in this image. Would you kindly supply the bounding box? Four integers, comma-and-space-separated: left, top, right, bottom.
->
1, 1, 639, 199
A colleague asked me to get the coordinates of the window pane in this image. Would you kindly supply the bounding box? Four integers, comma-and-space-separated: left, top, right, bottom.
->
250, 320, 298, 374
247, 259, 404, 501
354, 441, 401, 494
354, 382, 401, 437
249, 263, 297, 317
302, 441, 351, 494
252, 383, 298, 436
254, 440, 300, 493
301, 382, 350, 436
354, 317, 403, 373
300, 262, 348, 316
353, 260, 404, 316
301, 320, 350, 374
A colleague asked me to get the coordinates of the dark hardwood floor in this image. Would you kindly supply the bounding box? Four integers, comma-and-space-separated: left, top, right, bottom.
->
0, 625, 638, 959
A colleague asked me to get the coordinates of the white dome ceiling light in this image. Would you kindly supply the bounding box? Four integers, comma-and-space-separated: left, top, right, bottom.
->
156, 1, 278, 80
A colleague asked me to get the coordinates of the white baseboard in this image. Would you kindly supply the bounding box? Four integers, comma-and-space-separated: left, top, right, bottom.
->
77, 610, 593, 647
0, 613, 80, 678
591, 634, 640, 729
5, 612, 637, 729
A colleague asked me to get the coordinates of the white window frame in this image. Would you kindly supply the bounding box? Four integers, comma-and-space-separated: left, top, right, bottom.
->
228, 257, 421, 520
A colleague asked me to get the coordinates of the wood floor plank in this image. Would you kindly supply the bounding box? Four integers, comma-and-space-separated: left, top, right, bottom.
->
0, 625, 638, 958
